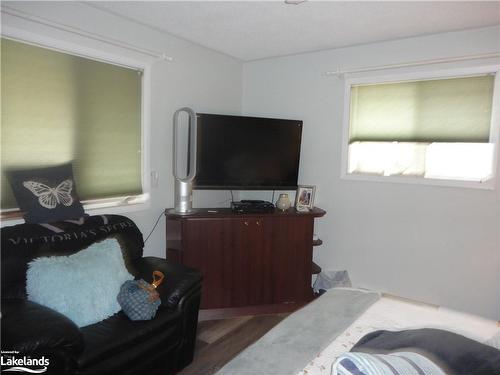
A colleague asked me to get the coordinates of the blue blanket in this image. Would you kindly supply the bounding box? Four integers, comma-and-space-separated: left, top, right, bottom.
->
218, 289, 380, 375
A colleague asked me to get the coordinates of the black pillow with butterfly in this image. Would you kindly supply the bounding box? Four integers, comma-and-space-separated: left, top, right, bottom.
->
7, 163, 86, 224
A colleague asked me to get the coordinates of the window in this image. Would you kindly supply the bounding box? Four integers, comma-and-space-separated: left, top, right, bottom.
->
1, 38, 146, 214
343, 69, 499, 188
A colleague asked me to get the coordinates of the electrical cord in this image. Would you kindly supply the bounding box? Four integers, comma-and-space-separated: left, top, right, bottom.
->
144, 211, 165, 243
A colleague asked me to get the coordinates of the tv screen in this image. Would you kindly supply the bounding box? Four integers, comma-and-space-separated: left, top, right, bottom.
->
194, 114, 302, 190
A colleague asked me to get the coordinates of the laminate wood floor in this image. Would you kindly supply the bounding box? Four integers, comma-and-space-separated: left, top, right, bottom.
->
178, 314, 289, 375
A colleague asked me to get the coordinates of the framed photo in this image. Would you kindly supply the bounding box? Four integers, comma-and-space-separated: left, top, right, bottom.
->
295, 185, 315, 211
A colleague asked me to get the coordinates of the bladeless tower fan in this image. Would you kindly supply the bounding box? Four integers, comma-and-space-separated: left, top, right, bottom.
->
172, 107, 197, 213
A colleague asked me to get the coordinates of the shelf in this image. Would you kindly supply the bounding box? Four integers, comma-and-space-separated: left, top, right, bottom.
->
165, 207, 326, 219
312, 239, 323, 246
312, 262, 322, 275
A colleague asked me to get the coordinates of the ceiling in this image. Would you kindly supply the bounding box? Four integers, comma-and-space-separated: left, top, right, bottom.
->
30, 1, 500, 61
86, 1, 500, 61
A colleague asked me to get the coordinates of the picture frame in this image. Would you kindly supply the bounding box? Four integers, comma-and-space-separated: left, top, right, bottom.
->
295, 185, 316, 211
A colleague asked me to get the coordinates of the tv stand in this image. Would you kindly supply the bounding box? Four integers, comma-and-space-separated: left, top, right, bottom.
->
165, 207, 326, 319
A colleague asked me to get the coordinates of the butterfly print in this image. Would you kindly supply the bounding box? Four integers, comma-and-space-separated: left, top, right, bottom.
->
23, 180, 74, 209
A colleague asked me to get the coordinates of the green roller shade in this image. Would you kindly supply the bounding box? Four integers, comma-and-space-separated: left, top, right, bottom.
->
1, 38, 142, 209
349, 75, 494, 143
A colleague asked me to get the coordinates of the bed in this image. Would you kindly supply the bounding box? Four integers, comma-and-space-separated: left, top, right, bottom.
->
217, 288, 500, 375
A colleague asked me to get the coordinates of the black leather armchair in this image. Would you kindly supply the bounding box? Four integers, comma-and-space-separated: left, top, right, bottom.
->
1, 215, 202, 375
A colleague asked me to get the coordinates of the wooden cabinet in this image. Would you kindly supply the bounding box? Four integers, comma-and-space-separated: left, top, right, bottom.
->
166, 208, 325, 317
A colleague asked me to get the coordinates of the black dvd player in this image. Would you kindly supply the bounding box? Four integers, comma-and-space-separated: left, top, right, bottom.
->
231, 200, 275, 213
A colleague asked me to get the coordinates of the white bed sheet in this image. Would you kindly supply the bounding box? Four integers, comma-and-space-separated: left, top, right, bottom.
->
298, 288, 500, 375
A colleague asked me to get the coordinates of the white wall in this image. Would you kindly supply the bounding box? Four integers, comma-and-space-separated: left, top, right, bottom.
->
1, 2, 242, 257
242, 26, 500, 319
3, 3, 499, 320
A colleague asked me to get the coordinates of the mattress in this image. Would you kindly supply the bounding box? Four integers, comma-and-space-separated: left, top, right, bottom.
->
299, 289, 500, 375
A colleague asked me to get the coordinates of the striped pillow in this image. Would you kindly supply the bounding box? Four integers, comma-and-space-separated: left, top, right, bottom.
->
333, 352, 445, 375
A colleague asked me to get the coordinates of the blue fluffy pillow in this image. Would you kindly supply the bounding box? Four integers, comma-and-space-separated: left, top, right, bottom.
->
26, 238, 133, 327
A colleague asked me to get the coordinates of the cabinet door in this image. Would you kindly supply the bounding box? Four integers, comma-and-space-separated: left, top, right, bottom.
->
178, 214, 314, 310
182, 218, 234, 309
230, 218, 273, 307
264, 216, 314, 304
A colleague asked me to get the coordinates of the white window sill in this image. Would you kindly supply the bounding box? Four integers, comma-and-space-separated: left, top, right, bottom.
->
83, 195, 150, 216
0, 194, 150, 226
341, 172, 496, 190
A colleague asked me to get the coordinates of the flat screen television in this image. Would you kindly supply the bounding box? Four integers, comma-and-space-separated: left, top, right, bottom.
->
193, 113, 302, 190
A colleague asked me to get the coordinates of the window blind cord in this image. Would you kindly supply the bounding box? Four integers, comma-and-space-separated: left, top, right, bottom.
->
230, 190, 234, 204
144, 211, 166, 244
271, 190, 275, 204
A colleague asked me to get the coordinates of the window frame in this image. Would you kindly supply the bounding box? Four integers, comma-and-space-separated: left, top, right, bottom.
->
1, 27, 151, 222
340, 65, 500, 190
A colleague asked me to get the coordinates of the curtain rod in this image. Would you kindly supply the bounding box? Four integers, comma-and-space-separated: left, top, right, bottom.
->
1, 6, 174, 61
324, 52, 500, 78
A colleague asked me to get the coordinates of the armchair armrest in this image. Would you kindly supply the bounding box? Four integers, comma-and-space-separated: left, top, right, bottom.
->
1, 299, 84, 355
134, 257, 202, 309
